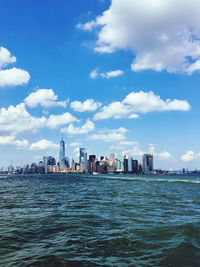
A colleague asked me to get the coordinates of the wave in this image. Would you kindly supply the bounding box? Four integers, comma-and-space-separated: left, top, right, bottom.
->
95, 175, 200, 184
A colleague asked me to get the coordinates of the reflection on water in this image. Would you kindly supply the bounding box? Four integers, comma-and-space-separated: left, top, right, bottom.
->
0, 174, 200, 266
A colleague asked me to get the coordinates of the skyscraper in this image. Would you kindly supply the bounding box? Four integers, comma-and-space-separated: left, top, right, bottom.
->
59, 137, 65, 164
132, 160, 138, 174
142, 154, 153, 173
79, 148, 87, 164
123, 154, 129, 173
79, 148, 88, 172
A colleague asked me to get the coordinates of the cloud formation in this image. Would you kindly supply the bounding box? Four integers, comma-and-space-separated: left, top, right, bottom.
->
181, 151, 200, 162
94, 91, 190, 120
79, 0, 200, 74
89, 127, 127, 142
46, 113, 78, 129
0, 103, 46, 136
0, 47, 16, 68
0, 47, 30, 87
90, 68, 123, 79
30, 139, 59, 150
0, 103, 78, 136
0, 135, 29, 149
71, 99, 101, 112
24, 89, 67, 108
61, 120, 95, 135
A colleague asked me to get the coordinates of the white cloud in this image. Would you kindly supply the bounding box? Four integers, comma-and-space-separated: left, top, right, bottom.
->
77, 20, 96, 31
0, 47, 16, 68
105, 70, 123, 78
24, 89, 67, 108
30, 139, 59, 151
128, 114, 139, 119
71, 99, 102, 112
90, 133, 125, 142
12, 139, 29, 150
46, 112, 79, 129
90, 68, 123, 79
94, 101, 132, 120
0, 103, 46, 136
90, 68, 98, 79
80, 0, 200, 74
0, 135, 29, 149
0, 47, 30, 87
123, 91, 190, 113
61, 120, 95, 135
89, 127, 127, 142
0, 135, 15, 145
0, 67, 30, 87
69, 142, 82, 147
94, 91, 190, 120
187, 60, 200, 75
181, 151, 200, 162
157, 151, 171, 160
0, 103, 78, 137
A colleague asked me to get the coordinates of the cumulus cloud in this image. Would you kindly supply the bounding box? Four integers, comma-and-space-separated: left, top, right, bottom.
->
12, 139, 29, 150
157, 151, 171, 160
123, 91, 190, 113
0, 47, 30, 87
79, 0, 200, 74
0, 47, 16, 68
93, 91, 190, 120
0, 103, 46, 136
61, 120, 95, 135
71, 99, 102, 112
0, 135, 29, 149
0, 67, 30, 87
24, 89, 67, 108
181, 151, 200, 162
30, 139, 59, 151
90, 68, 123, 79
0, 135, 15, 145
0, 103, 79, 137
94, 101, 133, 120
89, 127, 127, 142
46, 112, 79, 129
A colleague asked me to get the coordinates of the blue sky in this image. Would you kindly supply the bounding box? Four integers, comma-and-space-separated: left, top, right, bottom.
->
1, 0, 200, 169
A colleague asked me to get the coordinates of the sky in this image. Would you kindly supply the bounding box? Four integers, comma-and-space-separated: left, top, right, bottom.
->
1, 0, 200, 170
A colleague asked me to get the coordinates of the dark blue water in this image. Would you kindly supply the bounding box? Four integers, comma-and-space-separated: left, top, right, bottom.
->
0, 174, 200, 266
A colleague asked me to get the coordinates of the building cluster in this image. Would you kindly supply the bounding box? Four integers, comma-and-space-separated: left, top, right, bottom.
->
0, 138, 155, 175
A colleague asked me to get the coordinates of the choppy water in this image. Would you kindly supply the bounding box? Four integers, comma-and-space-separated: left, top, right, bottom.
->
0, 174, 200, 266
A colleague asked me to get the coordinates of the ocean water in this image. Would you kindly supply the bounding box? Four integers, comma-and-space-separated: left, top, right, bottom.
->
0, 174, 200, 267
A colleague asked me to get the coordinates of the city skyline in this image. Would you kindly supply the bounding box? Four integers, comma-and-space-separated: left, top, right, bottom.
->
0, 137, 197, 174
1, 0, 200, 170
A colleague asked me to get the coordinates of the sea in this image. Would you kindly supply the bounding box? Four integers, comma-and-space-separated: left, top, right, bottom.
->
0, 174, 200, 266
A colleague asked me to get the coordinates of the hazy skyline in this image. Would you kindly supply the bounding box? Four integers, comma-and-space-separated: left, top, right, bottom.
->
1, 0, 200, 169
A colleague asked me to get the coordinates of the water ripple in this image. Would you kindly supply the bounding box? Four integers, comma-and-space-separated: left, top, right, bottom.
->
0, 174, 200, 266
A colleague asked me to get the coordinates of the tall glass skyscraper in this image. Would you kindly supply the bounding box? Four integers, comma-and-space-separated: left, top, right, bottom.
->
59, 138, 65, 164
142, 154, 153, 173
79, 148, 87, 164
